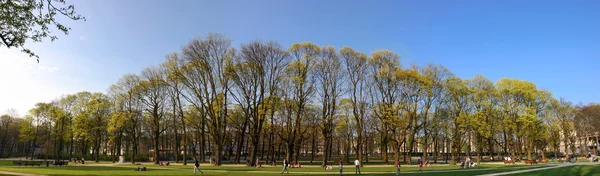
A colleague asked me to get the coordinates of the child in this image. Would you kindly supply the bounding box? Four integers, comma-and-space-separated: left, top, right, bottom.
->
418, 161, 423, 172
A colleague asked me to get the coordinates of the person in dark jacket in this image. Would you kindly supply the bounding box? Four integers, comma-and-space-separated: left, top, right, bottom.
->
281, 159, 289, 174
193, 156, 203, 174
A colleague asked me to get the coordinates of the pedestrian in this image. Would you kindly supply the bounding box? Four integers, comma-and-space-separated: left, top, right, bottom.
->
256, 158, 262, 168
395, 160, 401, 175
339, 160, 343, 176
193, 156, 203, 174
465, 157, 470, 169
418, 161, 423, 172
281, 159, 289, 174
354, 159, 361, 174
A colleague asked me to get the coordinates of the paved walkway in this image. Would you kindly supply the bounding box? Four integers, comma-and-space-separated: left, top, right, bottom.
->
117, 164, 547, 174
478, 162, 600, 176
0, 171, 43, 176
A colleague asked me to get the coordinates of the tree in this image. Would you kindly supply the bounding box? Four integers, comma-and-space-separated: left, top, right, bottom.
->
368, 49, 401, 164
314, 46, 344, 166
279, 42, 319, 163
340, 46, 368, 165
180, 33, 234, 166
445, 77, 471, 164
108, 74, 142, 164
136, 66, 168, 164
0, 109, 21, 158
554, 98, 576, 156
162, 53, 189, 165
86, 93, 111, 162
576, 104, 600, 156
466, 74, 496, 164
0, 0, 85, 61
227, 40, 288, 166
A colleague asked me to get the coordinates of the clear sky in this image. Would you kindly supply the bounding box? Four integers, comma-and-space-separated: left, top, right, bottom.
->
1, 0, 599, 115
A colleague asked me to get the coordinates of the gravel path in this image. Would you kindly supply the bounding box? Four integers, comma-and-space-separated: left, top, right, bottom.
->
0, 171, 43, 176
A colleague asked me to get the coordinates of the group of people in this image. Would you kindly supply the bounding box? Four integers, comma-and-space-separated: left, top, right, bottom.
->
282, 159, 362, 175
71, 157, 84, 165
158, 161, 170, 166
588, 152, 599, 162
460, 157, 478, 169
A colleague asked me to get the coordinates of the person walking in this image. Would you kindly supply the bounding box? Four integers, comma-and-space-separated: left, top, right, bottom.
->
354, 159, 361, 174
418, 161, 423, 172
395, 160, 401, 175
281, 159, 289, 174
193, 156, 203, 174
339, 160, 343, 176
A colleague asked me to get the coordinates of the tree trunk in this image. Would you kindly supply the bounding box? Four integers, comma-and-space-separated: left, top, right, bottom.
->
154, 129, 159, 164
234, 120, 248, 164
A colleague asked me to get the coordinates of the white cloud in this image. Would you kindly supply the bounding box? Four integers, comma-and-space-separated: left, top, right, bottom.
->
79, 36, 87, 41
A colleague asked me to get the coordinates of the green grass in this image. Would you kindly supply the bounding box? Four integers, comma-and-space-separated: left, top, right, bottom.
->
0, 161, 13, 166
0, 162, 552, 176
512, 164, 600, 176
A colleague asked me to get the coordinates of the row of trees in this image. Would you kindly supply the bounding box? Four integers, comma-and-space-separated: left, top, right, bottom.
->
2, 33, 599, 167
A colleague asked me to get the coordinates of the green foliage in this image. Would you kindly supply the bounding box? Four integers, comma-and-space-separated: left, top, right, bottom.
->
0, 0, 85, 61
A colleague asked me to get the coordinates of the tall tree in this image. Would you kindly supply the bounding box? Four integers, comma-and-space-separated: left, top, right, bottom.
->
340, 46, 368, 165
109, 74, 142, 164
180, 33, 234, 166
162, 53, 189, 165
445, 77, 471, 164
368, 49, 400, 164
279, 42, 319, 163
136, 66, 168, 164
314, 46, 344, 166
227, 41, 288, 166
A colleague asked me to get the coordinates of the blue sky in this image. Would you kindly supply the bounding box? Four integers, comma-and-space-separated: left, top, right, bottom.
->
1, 0, 599, 114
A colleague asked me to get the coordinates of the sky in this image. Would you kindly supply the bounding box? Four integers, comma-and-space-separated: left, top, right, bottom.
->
1, 0, 599, 115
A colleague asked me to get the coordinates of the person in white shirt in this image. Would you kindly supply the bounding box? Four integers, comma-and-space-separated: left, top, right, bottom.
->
354, 159, 361, 174
281, 159, 289, 174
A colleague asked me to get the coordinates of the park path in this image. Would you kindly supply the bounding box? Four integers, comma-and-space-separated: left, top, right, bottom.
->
477, 162, 599, 176
124, 164, 547, 175
0, 171, 43, 176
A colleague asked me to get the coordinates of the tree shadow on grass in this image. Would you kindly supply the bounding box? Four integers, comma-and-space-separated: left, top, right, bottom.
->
513, 165, 600, 176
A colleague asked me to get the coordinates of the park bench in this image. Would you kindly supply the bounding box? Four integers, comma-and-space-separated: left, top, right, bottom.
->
13, 161, 22, 166
503, 160, 514, 164
23, 161, 43, 167
54, 160, 69, 166
524, 160, 537, 165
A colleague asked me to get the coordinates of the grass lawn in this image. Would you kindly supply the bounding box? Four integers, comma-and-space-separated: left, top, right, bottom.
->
0, 160, 554, 176
512, 164, 600, 176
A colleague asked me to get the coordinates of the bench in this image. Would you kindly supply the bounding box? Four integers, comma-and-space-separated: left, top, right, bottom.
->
524, 160, 538, 165
54, 160, 69, 166
23, 161, 43, 167
503, 160, 515, 164
13, 161, 22, 166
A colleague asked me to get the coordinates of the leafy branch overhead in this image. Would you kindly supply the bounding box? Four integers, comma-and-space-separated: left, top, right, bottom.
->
0, 0, 85, 62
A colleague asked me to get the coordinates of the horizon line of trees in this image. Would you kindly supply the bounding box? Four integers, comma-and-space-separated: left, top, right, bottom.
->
1, 33, 599, 167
